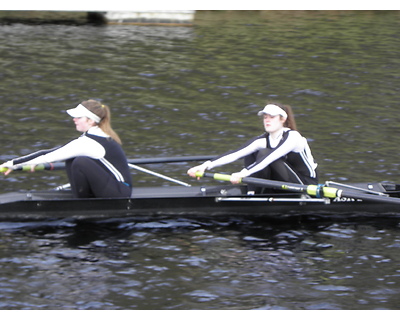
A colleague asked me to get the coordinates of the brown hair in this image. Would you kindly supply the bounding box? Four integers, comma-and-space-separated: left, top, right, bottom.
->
267, 102, 297, 131
81, 99, 122, 145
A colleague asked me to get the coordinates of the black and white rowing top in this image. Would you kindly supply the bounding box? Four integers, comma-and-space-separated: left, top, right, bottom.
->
6, 126, 132, 187
204, 128, 317, 180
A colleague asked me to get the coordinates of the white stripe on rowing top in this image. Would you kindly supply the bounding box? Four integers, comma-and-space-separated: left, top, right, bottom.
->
99, 158, 125, 182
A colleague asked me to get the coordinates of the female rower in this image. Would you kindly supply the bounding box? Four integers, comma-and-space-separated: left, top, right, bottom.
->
187, 103, 318, 193
0, 99, 132, 198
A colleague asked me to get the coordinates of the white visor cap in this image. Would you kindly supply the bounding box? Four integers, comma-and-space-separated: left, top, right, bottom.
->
67, 104, 101, 123
257, 104, 287, 119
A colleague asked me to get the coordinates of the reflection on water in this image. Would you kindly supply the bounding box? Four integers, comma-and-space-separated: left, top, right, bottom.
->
1, 11, 400, 309
1, 216, 400, 309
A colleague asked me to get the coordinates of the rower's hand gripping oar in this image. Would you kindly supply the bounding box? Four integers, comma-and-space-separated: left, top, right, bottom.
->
195, 172, 400, 205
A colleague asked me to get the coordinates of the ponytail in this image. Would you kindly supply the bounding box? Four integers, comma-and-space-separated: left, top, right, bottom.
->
80, 100, 122, 145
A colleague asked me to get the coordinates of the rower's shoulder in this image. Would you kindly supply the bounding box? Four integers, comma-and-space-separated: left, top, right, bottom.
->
285, 128, 301, 136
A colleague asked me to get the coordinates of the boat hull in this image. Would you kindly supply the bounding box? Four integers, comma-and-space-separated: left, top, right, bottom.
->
1, 183, 400, 221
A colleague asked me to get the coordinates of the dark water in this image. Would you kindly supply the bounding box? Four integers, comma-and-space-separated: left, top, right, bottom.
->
1, 11, 400, 309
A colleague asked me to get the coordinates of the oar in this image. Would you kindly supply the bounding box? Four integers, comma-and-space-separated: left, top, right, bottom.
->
0, 155, 216, 173
0, 163, 64, 173
0, 160, 193, 187
127, 155, 216, 164
128, 163, 191, 187
53, 163, 192, 189
196, 172, 400, 205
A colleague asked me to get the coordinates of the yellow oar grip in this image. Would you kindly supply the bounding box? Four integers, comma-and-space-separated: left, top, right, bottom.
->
194, 171, 204, 178
0, 164, 46, 173
212, 173, 237, 182
194, 172, 242, 183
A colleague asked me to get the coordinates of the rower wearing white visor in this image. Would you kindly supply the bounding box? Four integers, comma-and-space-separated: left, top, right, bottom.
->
0, 100, 132, 198
188, 102, 318, 194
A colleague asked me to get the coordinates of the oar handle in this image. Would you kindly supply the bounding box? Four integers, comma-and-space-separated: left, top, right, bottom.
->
196, 172, 236, 182
0, 163, 59, 173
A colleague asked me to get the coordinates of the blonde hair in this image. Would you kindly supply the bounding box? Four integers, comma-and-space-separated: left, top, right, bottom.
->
81, 99, 122, 145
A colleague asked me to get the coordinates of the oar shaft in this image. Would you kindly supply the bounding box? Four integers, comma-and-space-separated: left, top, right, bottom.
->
198, 172, 400, 205
200, 172, 339, 198
128, 163, 191, 187
128, 155, 216, 164
199, 172, 313, 193
2, 161, 192, 188
0, 155, 216, 173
